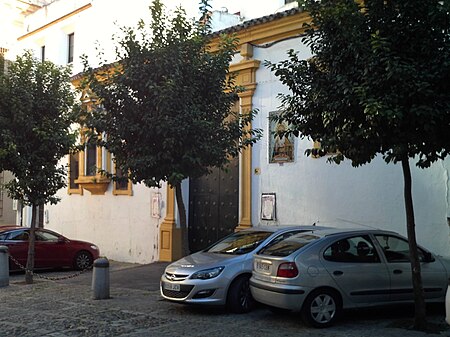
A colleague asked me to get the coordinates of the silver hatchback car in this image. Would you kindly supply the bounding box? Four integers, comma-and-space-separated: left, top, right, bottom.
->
250, 228, 450, 327
160, 225, 323, 313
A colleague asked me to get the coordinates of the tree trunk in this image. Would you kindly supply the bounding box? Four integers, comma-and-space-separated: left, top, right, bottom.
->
401, 157, 427, 330
38, 204, 44, 228
19, 203, 23, 226
174, 182, 189, 257
25, 204, 37, 284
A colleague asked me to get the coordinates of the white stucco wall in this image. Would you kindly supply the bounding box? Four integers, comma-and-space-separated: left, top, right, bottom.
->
13, 0, 252, 72
248, 37, 450, 257
0, 1, 27, 53
10, 1, 450, 262
9, 0, 165, 264
45, 158, 168, 264
13, 0, 153, 73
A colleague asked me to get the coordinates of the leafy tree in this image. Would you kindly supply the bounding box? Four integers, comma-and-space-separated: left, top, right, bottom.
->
268, 0, 450, 330
0, 53, 10, 167
81, 0, 260, 256
0, 51, 78, 283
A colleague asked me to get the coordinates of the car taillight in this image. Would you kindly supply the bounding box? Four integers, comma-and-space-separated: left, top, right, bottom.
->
277, 262, 298, 278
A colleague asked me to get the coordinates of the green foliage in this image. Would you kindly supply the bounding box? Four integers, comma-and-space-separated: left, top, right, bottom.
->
268, 0, 450, 329
268, 0, 450, 168
0, 51, 78, 206
0, 54, 4, 75
82, 0, 260, 188
0, 54, 9, 168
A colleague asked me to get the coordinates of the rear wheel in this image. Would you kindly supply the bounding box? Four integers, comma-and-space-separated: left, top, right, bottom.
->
74, 251, 93, 270
301, 288, 341, 328
227, 275, 254, 314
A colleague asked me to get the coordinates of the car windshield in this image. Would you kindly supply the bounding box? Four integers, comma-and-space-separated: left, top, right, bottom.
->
258, 233, 320, 257
205, 231, 272, 255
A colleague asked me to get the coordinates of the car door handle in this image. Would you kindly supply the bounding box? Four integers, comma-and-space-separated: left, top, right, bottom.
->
393, 269, 402, 274
333, 270, 343, 276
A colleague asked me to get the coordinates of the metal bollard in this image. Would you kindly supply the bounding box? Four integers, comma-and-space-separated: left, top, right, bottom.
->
92, 257, 110, 300
0, 246, 9, 287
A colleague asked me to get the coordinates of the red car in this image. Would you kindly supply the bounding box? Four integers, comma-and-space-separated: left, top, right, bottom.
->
0, 226, 100, 271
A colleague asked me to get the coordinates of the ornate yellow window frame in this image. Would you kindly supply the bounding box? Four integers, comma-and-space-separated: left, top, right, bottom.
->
74, 132, 111, 195
112, 166, 133, 196
67, 152, 83, 195
74, 92, 111, 195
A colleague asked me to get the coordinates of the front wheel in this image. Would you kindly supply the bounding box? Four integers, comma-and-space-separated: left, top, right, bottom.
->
301, 289, 341, 328
74, 251, 93, 270
227, 275, 255, 314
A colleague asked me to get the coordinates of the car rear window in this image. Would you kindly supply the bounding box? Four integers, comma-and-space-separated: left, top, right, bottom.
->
206, 231, 272, 255
258, 233, 320, 257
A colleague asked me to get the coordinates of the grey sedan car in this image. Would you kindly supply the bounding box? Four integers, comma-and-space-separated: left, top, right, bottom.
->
160, 225, 323, 313
250, 228, 450, 327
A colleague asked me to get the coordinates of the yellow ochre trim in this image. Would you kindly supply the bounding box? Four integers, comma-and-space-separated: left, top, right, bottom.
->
209, 11, 311, 52
159, 187, 182, 262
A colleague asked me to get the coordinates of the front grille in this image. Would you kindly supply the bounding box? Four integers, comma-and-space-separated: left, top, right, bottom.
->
162, 284, 195, 299
165, 272, 189, 281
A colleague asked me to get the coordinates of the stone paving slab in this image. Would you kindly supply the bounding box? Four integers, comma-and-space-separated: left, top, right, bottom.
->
2, 266, 450, 337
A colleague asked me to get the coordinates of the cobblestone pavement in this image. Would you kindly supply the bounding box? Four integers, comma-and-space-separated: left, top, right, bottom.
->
1, 263, 450, 337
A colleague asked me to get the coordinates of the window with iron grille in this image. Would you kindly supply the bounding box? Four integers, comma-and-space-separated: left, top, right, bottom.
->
86, 142, 97, 176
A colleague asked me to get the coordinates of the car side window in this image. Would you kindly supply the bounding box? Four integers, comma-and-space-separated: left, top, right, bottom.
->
206, 231, 272, 255
374, 234, 426, 263
9, 231, 29, 241
324, 235, 380, 263
36, 231, 59, 242
259, 230, 304, 252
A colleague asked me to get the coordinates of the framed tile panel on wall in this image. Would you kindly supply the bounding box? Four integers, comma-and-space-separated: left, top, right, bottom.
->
269, 111, 294, 163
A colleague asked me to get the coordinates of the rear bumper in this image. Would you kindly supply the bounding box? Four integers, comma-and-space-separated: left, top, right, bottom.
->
250, 278, 310, 311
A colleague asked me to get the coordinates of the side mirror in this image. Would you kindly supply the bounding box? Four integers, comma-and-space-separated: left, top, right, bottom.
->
58, 237, 66, 244
423, 252, 434, 263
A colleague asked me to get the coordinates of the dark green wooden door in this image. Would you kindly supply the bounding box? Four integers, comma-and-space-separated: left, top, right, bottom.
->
188, 158, 239, 252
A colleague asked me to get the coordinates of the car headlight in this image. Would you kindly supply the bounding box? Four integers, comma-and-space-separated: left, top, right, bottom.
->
90, 245, 98, 250
190, 266, 225, 280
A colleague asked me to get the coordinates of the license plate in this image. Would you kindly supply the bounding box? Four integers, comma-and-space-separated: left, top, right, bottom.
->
255, 261, 271, 273
164, 282, 180, 291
